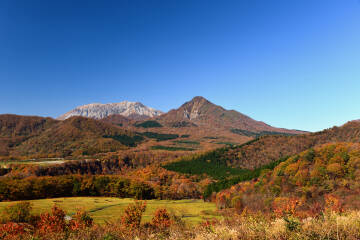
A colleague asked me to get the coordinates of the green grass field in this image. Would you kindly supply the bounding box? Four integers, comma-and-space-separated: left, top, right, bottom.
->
0, 197, 220, 225
0, 158, 66, 167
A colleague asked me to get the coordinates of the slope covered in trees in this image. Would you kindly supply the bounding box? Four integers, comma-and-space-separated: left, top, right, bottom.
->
166, 120, 360, 172
0, 115, 144, 158
162, 121, 360, 198
0, 115, 58, 156
215, 142, 360, 214
224, 120, 360, 169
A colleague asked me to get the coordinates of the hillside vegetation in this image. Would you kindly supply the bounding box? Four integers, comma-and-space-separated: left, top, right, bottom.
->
134, 120, 163, 128
223, 121, 360, 169
165, 121, 360, 173
0, 115, 58, 156
12, 117, 134, 157
215, 142, 360, 214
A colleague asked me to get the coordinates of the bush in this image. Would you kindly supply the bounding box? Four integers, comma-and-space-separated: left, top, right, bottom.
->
151, 208, 172, 230
231, 196, 243, 213
284, 216, 301, 232
70, 210, 93, 230
325, 194, 343, 213
38, 205, 67, 234
1, 201, 32, 223
0, 222, 29, 238
121, 201, 147, 229
273, 197, 302, 217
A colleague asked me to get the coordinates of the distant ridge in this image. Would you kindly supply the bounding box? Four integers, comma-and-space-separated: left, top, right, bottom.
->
0, 114, 139, 157
156, 96, 304, 135
58, 101, 163, 120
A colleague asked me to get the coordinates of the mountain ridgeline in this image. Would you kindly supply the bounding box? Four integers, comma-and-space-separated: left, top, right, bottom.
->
0, 97, 306, 159
58, 101, 163, 120
155, 96, 304, 135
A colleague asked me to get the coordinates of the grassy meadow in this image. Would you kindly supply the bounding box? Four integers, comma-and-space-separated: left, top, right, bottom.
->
0, 197, 219, 225
0, 158, 67, 168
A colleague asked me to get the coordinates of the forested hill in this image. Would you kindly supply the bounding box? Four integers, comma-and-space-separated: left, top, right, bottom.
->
165, 120, 360, 171
0, 115, 143, 158
163, 121, 360, 198
215, 142, 360, 213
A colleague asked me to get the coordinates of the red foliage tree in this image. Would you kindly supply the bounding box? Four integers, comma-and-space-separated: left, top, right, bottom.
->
121, 201, 147, 230
151, 208, 172, 230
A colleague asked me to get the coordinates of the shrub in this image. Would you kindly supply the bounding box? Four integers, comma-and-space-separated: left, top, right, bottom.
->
151, 208, 172, 230
231, 196, 243, 213
325, 194, 343, 213
121, 201, 146, 229
0, 222, 28, 238
37, 205, 67, 234
284, 216, 301, 232
273, 197, 302, 217
1, 201, 32, 223
69, 210, 93, 231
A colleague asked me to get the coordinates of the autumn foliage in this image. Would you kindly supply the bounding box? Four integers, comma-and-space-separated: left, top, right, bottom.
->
37, 205, 68, 234
151, 208, 173, 230
121, 201, 147, 230
214, 143, 360, 216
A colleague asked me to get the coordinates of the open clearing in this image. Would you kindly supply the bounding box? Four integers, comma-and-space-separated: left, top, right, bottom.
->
0, 158, 67, 168
0, 197, 220, 225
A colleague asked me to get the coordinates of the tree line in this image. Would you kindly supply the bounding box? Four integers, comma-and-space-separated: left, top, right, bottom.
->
0, 175, 155, 201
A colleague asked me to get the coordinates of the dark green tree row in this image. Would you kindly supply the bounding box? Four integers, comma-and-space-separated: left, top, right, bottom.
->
103, 134, 144, 147
230, 129, 296, 137
161, 138, 290, 199
0, 175, 155, 201
140, 132, 179, 141
202, 156, 289, 199
134, 120, 163, 128
162, 139, 259, 179
151, 146, 194, 151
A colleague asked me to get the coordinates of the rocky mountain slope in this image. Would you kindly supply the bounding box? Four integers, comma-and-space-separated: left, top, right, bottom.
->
156, 96, 303, 135
58, 101, 163, 120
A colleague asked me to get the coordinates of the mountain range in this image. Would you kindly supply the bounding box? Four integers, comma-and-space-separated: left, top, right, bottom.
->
58, 101, 163, 120
1, 96, 306, 159
58, 96, 303, 135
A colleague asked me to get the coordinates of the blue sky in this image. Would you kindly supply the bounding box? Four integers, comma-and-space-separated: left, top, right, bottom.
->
1, 0, 360, 132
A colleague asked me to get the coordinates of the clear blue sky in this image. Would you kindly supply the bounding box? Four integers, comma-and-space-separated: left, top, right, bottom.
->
1, 0, 360, 132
